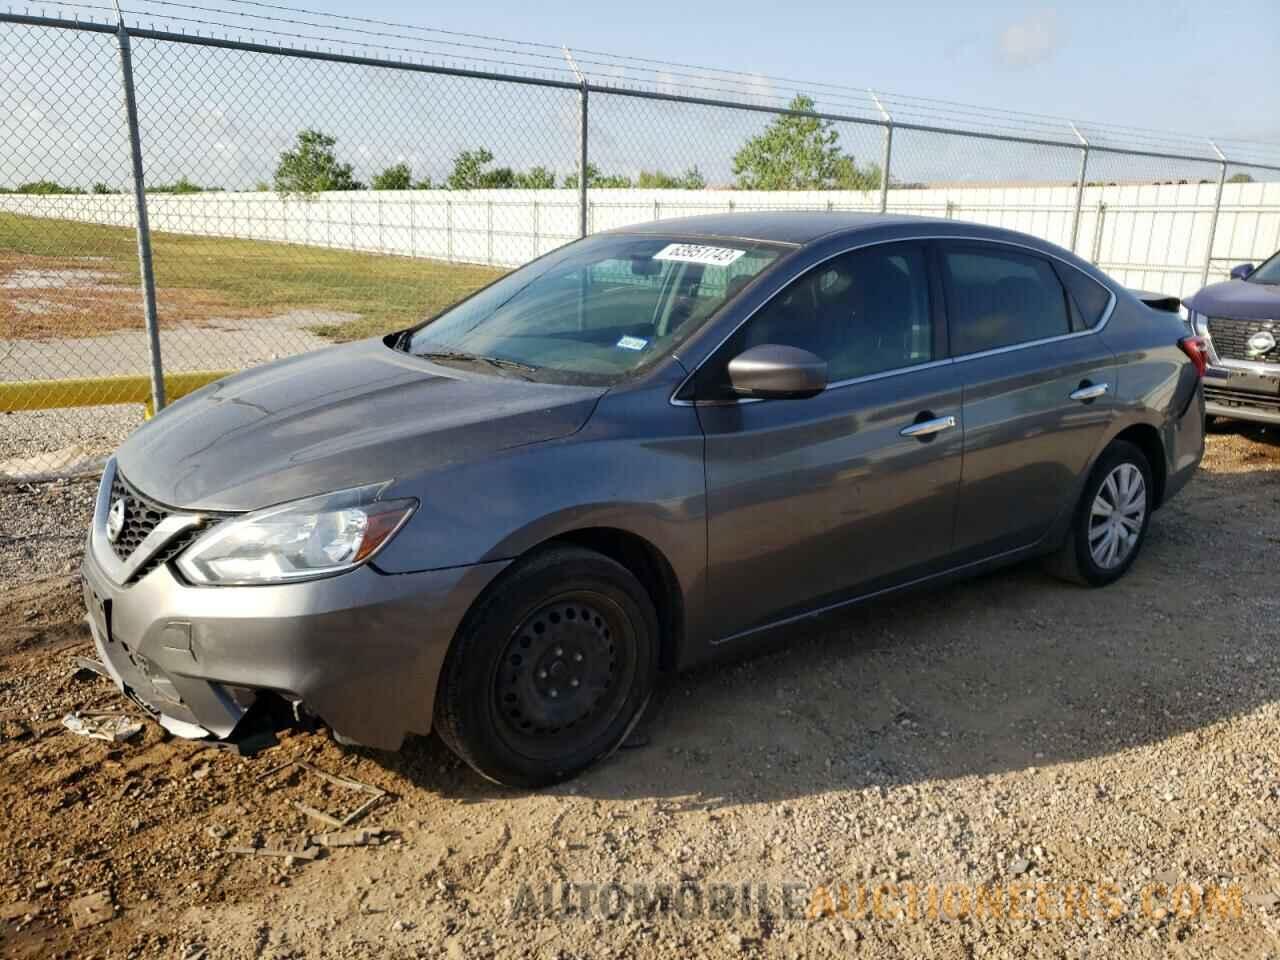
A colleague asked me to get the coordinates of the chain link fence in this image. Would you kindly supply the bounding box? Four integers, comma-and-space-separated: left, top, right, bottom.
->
2, 6, 1280, 481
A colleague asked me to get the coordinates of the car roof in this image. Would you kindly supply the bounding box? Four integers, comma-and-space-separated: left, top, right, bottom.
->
608, 210, 957, 246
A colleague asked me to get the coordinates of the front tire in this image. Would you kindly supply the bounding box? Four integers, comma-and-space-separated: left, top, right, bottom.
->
1045, 439, 1154, 587
434, 546, 659, 788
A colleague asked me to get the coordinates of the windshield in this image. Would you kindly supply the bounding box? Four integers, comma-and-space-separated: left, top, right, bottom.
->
403, 234, 783, 384
1247, 249, 1280, 285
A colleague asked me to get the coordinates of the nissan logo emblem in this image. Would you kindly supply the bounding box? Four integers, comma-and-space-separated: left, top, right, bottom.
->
106, 497, 127, 544
1247, 329, 1277, 356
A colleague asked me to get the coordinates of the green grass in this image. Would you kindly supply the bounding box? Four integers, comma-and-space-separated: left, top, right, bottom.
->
0, 212, 505, 341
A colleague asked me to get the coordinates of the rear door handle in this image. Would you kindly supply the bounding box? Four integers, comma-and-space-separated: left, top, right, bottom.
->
1069, 382, 1109, 402
900, 415, 957, 439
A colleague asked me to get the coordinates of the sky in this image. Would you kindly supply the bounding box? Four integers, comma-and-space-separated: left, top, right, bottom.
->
3, 0, 1279, 190
372, 0, 1279, 148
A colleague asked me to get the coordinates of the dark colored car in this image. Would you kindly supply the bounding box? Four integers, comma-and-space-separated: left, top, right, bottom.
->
1185, 251, 1280, 425
81, 213, 1206, 786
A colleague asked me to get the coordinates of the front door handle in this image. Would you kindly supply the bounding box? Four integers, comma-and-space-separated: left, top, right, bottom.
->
900, 415, 957, 439
1069, 382, 1109, 402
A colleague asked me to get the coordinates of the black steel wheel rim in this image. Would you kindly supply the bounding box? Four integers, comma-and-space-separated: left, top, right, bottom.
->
491, 590, 638, 761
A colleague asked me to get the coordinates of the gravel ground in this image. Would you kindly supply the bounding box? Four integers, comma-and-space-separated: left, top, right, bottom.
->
0, 309, 356, 480
0, 476, 95, 587
0, 424, 1277, 959
0, 309, 355, 381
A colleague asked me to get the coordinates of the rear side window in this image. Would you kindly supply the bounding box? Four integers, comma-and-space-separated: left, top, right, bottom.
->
942, 246, 1070, 355
1053, 263, 1112, 330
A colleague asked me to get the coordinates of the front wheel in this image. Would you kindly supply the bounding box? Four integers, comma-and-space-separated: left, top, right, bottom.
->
1045, 439, 1154, 587
434, 546, 659, 788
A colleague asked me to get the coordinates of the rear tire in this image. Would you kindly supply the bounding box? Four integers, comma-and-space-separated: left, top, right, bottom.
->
1045, 439, 1154, 587
434, 546, 659, 788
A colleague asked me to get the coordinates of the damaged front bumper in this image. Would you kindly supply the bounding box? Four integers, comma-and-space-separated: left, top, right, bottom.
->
1203, 361, 1280, 426
80, 467, 509, 749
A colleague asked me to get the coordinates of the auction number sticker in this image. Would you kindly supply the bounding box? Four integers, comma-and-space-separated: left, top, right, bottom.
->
653, 243, 746, 267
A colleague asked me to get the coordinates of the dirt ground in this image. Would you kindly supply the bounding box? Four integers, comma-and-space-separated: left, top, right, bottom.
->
1, 425, 1278, 959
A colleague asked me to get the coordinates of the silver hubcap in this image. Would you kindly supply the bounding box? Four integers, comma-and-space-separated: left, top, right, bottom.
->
1089, 463, 1146, 569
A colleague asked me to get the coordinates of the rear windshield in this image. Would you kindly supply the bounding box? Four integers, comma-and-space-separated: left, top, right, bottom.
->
404, 234, 783, 384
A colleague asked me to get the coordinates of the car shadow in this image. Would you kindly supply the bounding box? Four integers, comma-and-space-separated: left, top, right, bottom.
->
368, 441, 1279, 808
1207, 417, 1279, 447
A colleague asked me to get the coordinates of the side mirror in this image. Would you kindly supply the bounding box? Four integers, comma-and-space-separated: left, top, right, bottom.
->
726, 344, 827, 399
1230, 263, 1255, 281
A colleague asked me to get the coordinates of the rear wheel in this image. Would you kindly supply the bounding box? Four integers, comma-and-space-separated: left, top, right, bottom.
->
434, 546, 659, 788
1045, 439, 1154, 587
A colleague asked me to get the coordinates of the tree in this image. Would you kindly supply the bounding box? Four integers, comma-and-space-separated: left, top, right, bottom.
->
371, 163, 412, 190
636, 167, 706, 189
274, 129, 362, 197
732, 94, 880, 191
446, 148, 516, 189
92, 182, 113, 195
15, 180, 83, 195
514, 165, 556, 189
1227, 172, 1254, 184
444, 151, 588, 190
148, 177, 209, 194
832, 155, 882, 191
562, 163, 633, 189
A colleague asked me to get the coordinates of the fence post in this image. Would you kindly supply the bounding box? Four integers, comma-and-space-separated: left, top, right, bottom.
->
486, 198, 494, 265
577, 86, 589, 238
532, 198, 539, 259
113, 19, 165, 412
564, 47, 589, 239
446, 198, 453, 261
870, 90, 892, 214
1091, 199, 1106, 265
1069, 123, 1089, 255
1202, 141, 1227, 287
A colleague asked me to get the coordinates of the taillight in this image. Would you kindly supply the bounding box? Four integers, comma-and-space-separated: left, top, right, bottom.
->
1178, 335, 1208, 379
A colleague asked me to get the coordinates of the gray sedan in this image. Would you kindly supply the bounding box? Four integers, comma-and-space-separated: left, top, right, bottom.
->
81, 213, 1206, 786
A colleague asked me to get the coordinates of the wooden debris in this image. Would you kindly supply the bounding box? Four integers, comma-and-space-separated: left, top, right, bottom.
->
227, 843, 320, 861
260, 760, 387, 827
312, 827, 394, 848
0, 901, 35, 921
68, 890, 114, 929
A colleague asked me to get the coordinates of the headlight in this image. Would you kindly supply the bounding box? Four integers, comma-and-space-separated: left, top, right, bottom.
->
177, 483, 417, 586
1188, 309, 1210, 337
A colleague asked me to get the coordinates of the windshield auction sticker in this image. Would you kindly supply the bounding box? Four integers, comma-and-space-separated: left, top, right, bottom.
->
653, 243, 746, 267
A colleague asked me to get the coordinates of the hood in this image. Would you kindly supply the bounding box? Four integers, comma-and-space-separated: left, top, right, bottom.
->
116, 338, 605, 511
1184, 278, 1280, 320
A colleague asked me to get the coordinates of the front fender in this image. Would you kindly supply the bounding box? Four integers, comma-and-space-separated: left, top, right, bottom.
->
371, 380, 708, 628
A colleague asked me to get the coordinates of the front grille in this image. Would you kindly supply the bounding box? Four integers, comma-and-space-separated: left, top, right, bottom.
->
108, 471, 221, 581
109, 471, 173, 563
1205, 386, 1280, 414
1207, 316, 1280, 364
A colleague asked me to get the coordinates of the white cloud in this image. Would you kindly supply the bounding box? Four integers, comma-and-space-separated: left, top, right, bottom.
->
996, 10, 1060, 67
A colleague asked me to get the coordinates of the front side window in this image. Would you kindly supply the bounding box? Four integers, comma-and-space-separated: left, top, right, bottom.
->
943, 246, 1070, 354
721, 243, 933, 386
1247, 249, 1280, 285
403, 234, 782, 384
